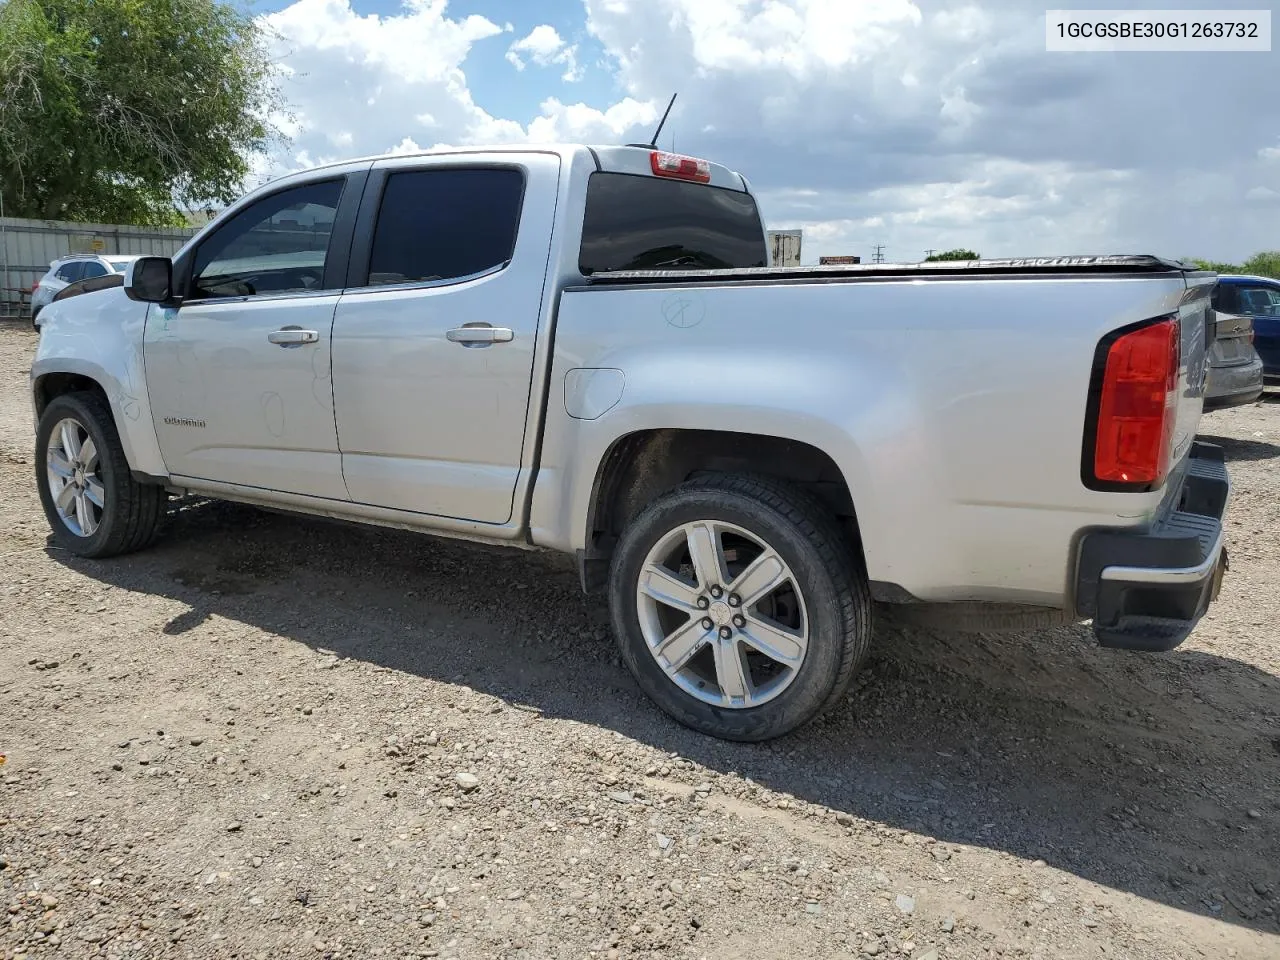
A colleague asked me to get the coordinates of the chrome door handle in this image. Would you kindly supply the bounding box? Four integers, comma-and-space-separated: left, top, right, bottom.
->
268, 328, 319, 346
446, 325, 514, 345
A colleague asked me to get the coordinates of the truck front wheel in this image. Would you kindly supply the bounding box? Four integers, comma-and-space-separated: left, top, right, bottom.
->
608, 473, 872, 742
35, 392, 166, 558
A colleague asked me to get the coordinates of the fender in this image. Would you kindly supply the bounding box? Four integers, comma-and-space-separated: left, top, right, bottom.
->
528, 338, 942, 591
31, 287, 168, 479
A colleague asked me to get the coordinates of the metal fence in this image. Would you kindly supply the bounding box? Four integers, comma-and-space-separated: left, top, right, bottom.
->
0, 216, 197, 319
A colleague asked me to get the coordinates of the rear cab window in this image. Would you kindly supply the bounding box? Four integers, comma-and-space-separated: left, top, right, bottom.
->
578, 173, 767, 274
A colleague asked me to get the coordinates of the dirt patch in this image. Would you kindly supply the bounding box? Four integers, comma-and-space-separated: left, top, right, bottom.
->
1, 318, 1278, 959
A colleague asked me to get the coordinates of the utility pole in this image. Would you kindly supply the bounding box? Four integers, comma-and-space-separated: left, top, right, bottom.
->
872, 244, 886, 264
924, 248, 936, 260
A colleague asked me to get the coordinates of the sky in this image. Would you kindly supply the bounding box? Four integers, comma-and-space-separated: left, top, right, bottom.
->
245, 0, 1280, 264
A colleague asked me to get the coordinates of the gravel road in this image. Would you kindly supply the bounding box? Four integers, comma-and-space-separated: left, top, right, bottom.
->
1, 319, 1278, 960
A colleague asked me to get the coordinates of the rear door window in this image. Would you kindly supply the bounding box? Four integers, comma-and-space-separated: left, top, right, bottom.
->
360, 167, 525, 286
579, 172, 767, 274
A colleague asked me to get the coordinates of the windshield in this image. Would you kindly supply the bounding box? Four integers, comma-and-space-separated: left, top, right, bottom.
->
579, 172, 767, 274
107, 259, 134, 273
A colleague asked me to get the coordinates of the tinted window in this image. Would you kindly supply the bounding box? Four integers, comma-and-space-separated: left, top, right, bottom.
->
191, 179, 344, 300
364, 168, 524, 286
1233, 284, 1280, 317
579, 172, 767, 274
80, 261, 109, 280
55, 262, 84, 282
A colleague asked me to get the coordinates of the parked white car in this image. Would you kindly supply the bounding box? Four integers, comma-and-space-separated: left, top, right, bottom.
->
31, 254, 140, 328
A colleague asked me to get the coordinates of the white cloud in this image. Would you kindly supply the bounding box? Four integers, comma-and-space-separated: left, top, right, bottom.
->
255, 0, 652, 180
245, 0, 1278, 264
507, 25, 583, 82
580, 0, 1280, 262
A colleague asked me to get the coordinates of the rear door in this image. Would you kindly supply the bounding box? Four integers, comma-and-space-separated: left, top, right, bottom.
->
330, 153, 560, 523
79, 260, 110, 282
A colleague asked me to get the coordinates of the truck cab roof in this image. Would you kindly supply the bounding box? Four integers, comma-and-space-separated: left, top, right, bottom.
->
272, 143, 753, 195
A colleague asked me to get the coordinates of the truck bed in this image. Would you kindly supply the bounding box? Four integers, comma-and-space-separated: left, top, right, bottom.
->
583, 255, 1205, 286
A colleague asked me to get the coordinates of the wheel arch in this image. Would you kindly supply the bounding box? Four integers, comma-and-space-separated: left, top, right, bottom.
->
31, 357, 168, 480
577, 427, 867, 593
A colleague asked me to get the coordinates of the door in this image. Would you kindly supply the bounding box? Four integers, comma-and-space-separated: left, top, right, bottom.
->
79, 260, 110, 282
144, 175, 361, 500
331, 155, 559, 523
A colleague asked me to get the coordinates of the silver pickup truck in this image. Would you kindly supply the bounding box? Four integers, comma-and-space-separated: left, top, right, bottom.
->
30, 144, 1231, 741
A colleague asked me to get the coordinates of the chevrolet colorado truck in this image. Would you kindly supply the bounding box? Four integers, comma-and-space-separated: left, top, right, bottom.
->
30, 144, 1231, 741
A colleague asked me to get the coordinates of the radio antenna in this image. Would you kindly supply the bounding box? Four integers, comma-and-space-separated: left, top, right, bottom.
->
648, 93, 678, 148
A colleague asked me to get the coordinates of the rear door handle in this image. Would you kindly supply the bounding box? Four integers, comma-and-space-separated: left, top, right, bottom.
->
446, 325, 514, 346
268, 328, 319, 346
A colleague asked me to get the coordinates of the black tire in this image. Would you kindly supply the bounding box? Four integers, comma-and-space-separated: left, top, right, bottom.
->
35, 391, 166, 558
608, 473, 873, 742
31, 306, 42, 330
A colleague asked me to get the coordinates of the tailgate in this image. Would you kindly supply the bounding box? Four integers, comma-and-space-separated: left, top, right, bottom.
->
1209, 310, 1256, 365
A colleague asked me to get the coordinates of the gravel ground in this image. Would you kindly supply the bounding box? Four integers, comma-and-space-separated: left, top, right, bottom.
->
1, 318, 1278, 960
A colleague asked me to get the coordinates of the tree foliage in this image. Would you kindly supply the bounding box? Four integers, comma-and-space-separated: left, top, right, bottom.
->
925, 248, 980, 261
0, 0, 286, 225
1188, 251, 1280, 279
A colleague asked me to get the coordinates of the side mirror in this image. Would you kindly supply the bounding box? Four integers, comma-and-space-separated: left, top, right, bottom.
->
123, 257, 175, 304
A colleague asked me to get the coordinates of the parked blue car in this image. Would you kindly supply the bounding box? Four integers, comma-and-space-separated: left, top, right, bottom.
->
1214, 274, 1280, 386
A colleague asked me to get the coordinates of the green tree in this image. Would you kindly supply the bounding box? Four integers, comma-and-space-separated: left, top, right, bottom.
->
1187, 253, 1280, 279
0, 0, 286, 225
1241, 251, 1280, 279
925, 248, 980, 261
1189, 258, 1242, 273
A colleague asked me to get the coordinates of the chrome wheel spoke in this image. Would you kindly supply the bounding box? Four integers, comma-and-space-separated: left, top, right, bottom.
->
79, 437, 98, 472
639, 563, 701, 613
729, 549, 787, 606
740, 616, 806, 666
84, 478, 106, 509
74, 492, 94, 535
712, 637, 751, 705
55, 479, 77, 511
654, 618, 709, 672
48, 452, 74, 479
60, 422, 82, 461
685, 522, 726, 589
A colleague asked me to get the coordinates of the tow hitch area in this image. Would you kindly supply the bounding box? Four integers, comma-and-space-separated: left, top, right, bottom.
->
1075, 442, 1231, 653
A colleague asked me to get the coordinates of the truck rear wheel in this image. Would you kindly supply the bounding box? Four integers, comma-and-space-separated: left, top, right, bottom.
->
35, 392, 166, 559
608, 473, 872, 741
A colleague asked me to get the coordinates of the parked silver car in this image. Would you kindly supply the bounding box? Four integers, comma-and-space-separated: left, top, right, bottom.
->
1203, 308, 1264, 410
31, 254, 140, 328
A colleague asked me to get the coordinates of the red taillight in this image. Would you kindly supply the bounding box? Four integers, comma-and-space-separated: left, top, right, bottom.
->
31, 281, 39, 292
650, 150, 711, 183
1090, 316, 1180, 489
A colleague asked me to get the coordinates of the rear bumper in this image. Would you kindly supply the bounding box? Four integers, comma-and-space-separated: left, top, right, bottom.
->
1074, 442, 1230, 652
1204, 356, 1264, 410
